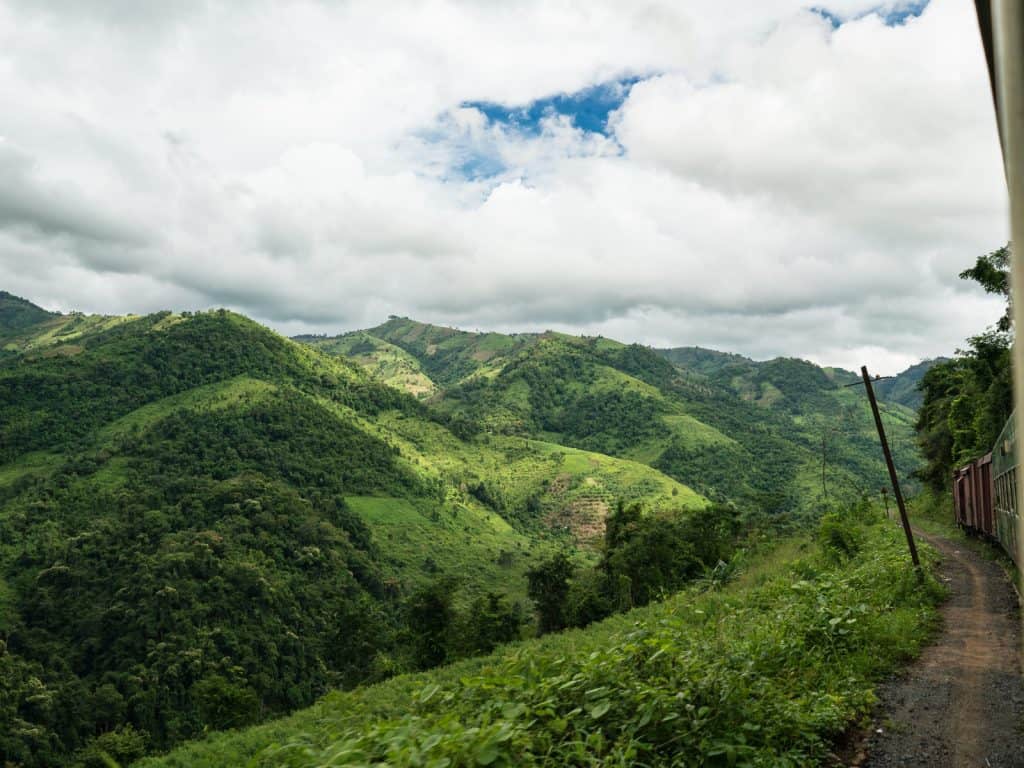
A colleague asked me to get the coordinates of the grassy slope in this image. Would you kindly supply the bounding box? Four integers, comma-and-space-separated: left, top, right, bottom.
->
298, 332, 438, 398
141, 516, 943, 768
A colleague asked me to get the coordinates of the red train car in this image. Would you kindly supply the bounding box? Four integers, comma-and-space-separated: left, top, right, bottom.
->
953, 452, 994, 537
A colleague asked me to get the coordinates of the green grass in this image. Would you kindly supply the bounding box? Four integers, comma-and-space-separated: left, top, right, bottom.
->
140, 517, 943, 768
0, 450, 63, 489
3, 312, 139, 353
302, 334, 437, 398
346, 495, 548, 604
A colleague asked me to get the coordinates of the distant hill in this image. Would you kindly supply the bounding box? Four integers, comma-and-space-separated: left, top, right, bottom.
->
871, 358, 947, 410
660, 345, 943, 412
301, 319, 922, 518
0, 290, 57, 335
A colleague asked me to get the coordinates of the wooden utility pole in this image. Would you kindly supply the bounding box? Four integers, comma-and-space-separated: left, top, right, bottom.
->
861, 366, 920, 570
881, 487, 891, 520
821, 433, 828, 500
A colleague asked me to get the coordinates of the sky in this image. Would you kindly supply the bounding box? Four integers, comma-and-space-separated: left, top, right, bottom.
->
0, 0, 1010, 374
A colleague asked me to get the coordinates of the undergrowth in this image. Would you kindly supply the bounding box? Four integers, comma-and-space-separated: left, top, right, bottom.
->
140, 512, 942, 768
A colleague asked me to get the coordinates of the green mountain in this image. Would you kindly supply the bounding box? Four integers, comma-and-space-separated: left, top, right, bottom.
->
0, 301, 928, 766
302, 319, 921, 516
872, 358, 947, 410
0, 302, 707, 766
659, 346, 944, 411
0, 292, 57, 335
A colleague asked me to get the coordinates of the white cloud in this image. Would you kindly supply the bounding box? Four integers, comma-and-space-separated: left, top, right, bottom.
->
0, 0, 1009, 374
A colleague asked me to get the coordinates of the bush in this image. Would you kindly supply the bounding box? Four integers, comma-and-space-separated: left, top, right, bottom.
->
818, 512, 863, 560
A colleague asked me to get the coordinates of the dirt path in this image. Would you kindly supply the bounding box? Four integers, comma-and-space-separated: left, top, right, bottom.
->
861, 531, 1024, 767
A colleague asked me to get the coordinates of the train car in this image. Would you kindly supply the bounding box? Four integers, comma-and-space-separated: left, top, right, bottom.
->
975, 452, 993, 536
953, 412, 1019, 568
991, 412, 1019, 568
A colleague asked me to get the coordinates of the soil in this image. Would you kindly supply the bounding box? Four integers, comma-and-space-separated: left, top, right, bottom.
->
857, 531, 1024, 767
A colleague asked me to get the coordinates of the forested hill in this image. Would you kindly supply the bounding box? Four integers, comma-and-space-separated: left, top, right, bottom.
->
659, 346, 945, 411
300, 318, 923, 517
0, 296, 927, 766
871, 358, 948, 410
0, 297, 711, 767
0, 291, 58, 336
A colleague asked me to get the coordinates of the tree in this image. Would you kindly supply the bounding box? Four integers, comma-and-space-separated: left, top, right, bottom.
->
917, 244, 1014, 489
959, 243, 1011, 331
461, 593, 522, 655
526, 553, 574, 635
601, 503, 738, 608
405, 577, 457, 669
73, 725, 149, 768
191, 675, 260, 732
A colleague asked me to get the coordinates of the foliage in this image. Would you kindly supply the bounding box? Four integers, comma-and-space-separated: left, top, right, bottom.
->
917, 244, 1013, 489
959, 243, 1011, 331
404, 578, 458, 670
73, 725, 149, 768
310, 319, 922, 521
456, 593, 524, 657
0, 310, 557, 765
0, 292, 56, 336
526, 553, 575, 635
141, 517, 942, 768
0, 301, 934, 766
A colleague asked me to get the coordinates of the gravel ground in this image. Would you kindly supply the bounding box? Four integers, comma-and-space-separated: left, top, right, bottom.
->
858, 531, 1024, 767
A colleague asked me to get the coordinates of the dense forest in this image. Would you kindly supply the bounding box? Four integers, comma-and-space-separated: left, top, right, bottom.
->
916, 244, 1014, 490
0, 299, 723, 766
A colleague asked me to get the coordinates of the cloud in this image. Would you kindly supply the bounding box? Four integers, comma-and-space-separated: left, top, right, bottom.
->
0, 0, 1008, 374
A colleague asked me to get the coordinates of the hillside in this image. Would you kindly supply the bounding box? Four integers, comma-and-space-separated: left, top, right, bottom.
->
0, 300, 709, 767
0, 303, 930, 766
142, 512, 943, 768
0, 292, 57, 336
301, 319, 923, 517
872, 358, 947, 410
658, 346, 942, 411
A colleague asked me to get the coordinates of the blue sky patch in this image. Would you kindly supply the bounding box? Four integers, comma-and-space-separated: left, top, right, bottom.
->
810, 1, 929, 29
810, 6, 844, 29
452, 151, 507, 182
879, 0, 929, 25
463, 76, 644, 138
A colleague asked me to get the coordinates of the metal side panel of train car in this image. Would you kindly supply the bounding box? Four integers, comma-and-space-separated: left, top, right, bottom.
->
992, 412, 1019, 568
976, 453, 994, 537
953, 467, 970, 529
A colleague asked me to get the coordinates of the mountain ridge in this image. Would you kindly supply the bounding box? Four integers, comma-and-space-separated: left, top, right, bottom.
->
298, 316, 924, 518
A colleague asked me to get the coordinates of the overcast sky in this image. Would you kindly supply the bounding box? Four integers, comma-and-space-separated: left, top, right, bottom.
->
0, 0, 1009, 373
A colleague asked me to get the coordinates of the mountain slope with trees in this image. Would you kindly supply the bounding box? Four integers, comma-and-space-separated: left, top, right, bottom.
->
0, 292, 935, 767
0, 300, 709, 767
303, 319, 924, 518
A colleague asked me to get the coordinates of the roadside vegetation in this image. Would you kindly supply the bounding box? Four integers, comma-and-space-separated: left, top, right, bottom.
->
142, 503, 942, 768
